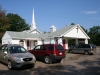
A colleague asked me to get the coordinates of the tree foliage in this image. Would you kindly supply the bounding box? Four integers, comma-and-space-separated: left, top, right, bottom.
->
0, 6, 30, 43
81, 26, 88, 34
0, 6, 10, 32
71, 23, 75, 25
88, 26, 100, 45
7, 13, 30, 31
0, 5, 10, 43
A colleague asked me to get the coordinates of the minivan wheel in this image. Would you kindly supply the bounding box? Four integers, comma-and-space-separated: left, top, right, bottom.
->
84, 51, 89, 55
8, 60, 13, 70
44, 56, 52, 64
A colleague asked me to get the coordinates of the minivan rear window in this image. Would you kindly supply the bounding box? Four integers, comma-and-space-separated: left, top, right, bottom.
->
56, 45, 64, 50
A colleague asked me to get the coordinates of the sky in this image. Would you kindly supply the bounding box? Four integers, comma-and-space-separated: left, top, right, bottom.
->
0, 0, 100, 32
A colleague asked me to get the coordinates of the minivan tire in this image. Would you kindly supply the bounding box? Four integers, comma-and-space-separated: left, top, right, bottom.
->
8, 60, 13, 70
84, 51, 89, 55
44, 56, 52, 64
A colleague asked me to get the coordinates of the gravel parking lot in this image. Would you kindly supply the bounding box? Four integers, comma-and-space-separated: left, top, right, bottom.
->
0, 47, 100, 75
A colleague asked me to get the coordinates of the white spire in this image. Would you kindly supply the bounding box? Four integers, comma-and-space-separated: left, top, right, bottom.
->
31, 8, 36, 30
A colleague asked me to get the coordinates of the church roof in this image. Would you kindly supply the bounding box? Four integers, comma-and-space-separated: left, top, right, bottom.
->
39, 25, 90, 39
40, 25, 76, 38
6, 31, 40, 39
52, 25, 75, 36
23, 29, 42, 33
5, 25, 90, 40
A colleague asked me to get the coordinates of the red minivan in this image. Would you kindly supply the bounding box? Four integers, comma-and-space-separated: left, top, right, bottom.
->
29, 44, 66, 64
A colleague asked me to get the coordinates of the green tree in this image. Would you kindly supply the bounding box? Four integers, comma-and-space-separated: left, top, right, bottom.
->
7, 13, 30, 31
81, 26, 88, 34
71, 23, 75, 25
0, 5, 10, 43
88, 26, 100, 46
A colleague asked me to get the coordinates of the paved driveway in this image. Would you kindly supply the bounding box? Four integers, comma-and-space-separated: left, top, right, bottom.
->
0, 47, 100, 75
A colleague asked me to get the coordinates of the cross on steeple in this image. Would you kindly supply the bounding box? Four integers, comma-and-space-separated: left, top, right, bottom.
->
76, 25, 79, 33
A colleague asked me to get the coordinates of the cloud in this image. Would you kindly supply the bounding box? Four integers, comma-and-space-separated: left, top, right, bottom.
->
84, 11, 99, 14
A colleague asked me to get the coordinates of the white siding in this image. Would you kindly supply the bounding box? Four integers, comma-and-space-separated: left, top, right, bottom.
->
38, 40, 42, 45
2, 32, 12, 45
2, 39, 12, 45
51, 38, 55, 44
2, 32, 11, 40
12, 39, 20, 44
58, 38, 62, 45
44, 38, 55, 44
24, 40, 27, 49
30, 41, 34, 49
64, 27, 87, 39
44, 38, 50, 44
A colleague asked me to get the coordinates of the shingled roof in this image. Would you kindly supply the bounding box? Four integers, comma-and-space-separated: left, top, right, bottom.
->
6, 31, 40, 39
5, 25, 76, 39
40, 25, 76, 38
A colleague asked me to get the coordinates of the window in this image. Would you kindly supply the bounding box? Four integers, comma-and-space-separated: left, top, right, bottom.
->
85, 45, 90, 48
41, 45, 46, 50
78, 44, 90, 48
34, 45, 41, 50
75, 44, 79, 48
78, 45, 83, 48
56, 45, 64, 50
0, 46, 6, 52
48, 45, 54, 50
4, 46, 9, 53
0, 46, 5, 50
9, 46, 28, 53
78, 45, 86, 48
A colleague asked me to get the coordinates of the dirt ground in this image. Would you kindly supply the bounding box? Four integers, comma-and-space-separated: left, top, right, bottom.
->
0, 47, 100, 75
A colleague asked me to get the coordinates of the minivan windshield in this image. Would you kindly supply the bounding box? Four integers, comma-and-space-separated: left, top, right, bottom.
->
9, 46, 28, 53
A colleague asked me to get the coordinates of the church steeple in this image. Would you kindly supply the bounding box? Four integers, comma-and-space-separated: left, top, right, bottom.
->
31, 8, 36, 30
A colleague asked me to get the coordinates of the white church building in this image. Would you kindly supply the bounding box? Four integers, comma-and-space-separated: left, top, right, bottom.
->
2, 9, 90, 50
